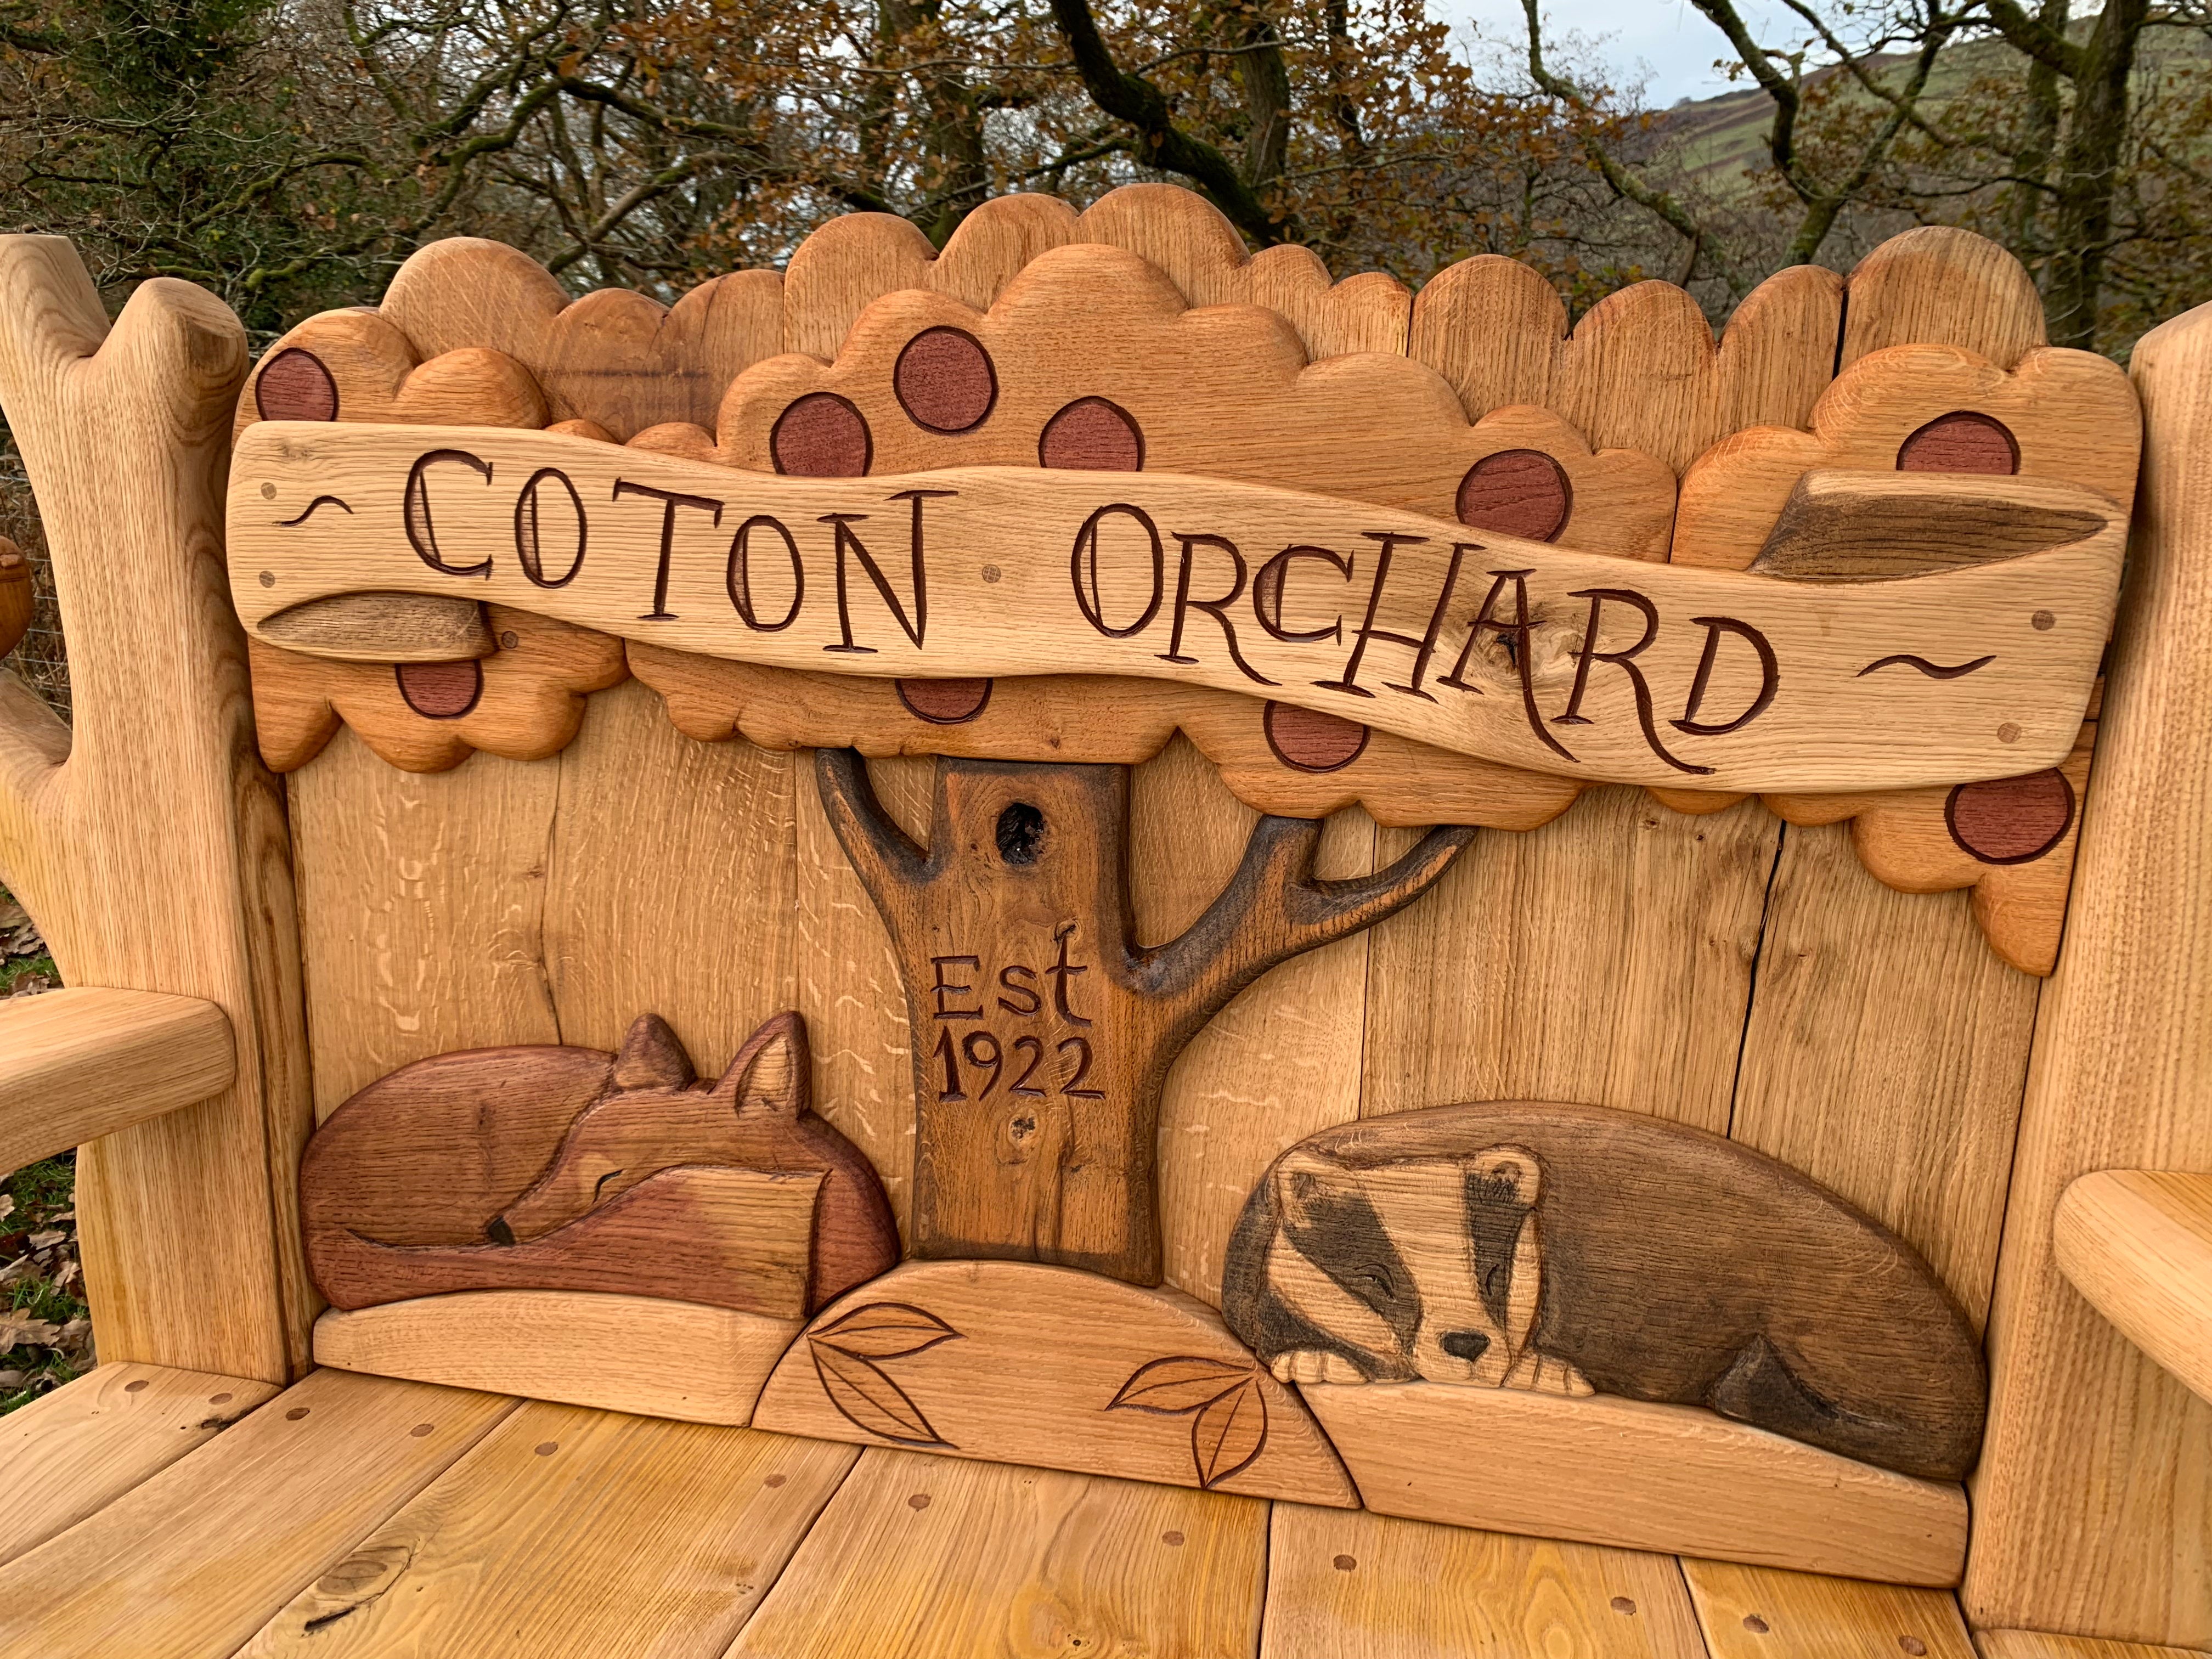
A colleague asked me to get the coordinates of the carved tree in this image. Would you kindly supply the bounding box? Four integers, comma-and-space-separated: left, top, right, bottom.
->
817, 749, 1474, 1285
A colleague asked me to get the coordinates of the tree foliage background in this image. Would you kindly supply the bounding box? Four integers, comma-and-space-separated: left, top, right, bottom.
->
0, 0, 2200, 353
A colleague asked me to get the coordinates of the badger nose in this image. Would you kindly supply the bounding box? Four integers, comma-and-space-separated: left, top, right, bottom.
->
1440, 1331, 1491, 1362
485, 1216, 516, 1245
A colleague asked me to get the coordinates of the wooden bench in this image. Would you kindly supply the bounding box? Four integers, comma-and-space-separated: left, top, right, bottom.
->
1, 186, 2208, 1656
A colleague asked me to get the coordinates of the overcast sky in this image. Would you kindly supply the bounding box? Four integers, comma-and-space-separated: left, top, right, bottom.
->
1433, 1, 1799, 105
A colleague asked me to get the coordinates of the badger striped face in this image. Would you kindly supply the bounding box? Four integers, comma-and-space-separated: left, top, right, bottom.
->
1265, 1145, 1543, 1385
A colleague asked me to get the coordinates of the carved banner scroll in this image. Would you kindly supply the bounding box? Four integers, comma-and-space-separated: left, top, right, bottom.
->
228, 421, 2123, 791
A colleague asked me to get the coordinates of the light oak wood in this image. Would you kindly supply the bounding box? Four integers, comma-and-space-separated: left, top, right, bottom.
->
316, 1291, 802, 1424
235, 307, 546, 442
2053, 1171, 2212, 1406
237, 1402, 856, 1657
1841, 225, 2049, 374
0, 1368, 514, 1659
1680, 1559, 1976, 1659
0, 1362, 281, 1566
232, 425, 2120, 793
1301, 1384, 1968, 1585
257, 591, 493, 662
1260, 1503, 1708, 1659
0, 988, 234, 1172
725, 1446, 1268, 1659
1976, 1632, 2212, 1659
1966, 298, 2212, 1647
754, 1259, 1356, 1505
0, 235, 314, 1379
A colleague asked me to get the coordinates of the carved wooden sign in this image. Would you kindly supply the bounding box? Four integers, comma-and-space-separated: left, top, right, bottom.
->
227, 422, 2123, 791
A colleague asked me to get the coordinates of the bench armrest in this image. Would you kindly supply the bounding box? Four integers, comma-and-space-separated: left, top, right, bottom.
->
2055, 1169, 2212, 1406
0, 989, 234, 1172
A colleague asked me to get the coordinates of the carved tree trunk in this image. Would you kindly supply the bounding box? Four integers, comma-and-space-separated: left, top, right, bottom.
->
817, 750, 1473, 1285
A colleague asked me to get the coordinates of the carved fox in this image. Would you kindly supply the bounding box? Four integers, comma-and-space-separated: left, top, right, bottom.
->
300, 1010, 898, 1317
491, 1010, 897, 1307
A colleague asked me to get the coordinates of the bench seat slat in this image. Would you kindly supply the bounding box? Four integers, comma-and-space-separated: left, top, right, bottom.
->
1682, 1559, 1976, 1659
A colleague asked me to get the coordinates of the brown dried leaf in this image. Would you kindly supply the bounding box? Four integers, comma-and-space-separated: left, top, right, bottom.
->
1190, 1377, 1269, 1489
811, 1300, 962, 1360
1107, 1355, 1251, 1415
809, 1340, 951, 1446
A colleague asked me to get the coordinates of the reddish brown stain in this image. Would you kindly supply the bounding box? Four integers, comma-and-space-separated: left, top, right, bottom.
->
1333, 1554, 1357, 1572
1897, 410, 2018, 474
255, 348, 340, 422
535, 1441, 559, 1456
207, 1391, 232, 1404
764, 1472, 788, 1488
907, 1493, 932, 1511
286, 1406, 311, 1421
124, 1379, 149, 1393
408, 1422, 435, 1437
1457, 449, 1572, 541
773, 392, 873, 477
898, 678, 994, 724
1040, 397, 1144, 471
396, 659, 485, 720
1265, 701, 1370, 773
1946, 769, 2075, 864
895, 328, 998, 433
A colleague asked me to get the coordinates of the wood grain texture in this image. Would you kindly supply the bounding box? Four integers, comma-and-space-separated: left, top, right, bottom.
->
1675, 343, 2138, 573
1259, 1503, 1708, 1659
301, 1011, 895, 1317
314, 1290, 802, 1424
0, 1362, 281, 1566
1962, 295, 2212, 1651
0, 988, 234, 1172
0, 235, 315, 1380
724, 1445, 1269, 1659
1303, 1385, 1967, 1585
1362, 788, 1778, 1135
1681, 1560, 1976, 1659
633, 649, 1582, 832
257, 591, 494, 662
753, 1259, 1356, 1505
2053, 1171, 2212, 1407
0, 1368, 515, 1659
236, 1403, 855, 1657
382, 236, 783, 439
1841, 226, 2049, 373
1975, 1633, 2212, 1659
1223, 1101, 1985, 1479
817, 751, 1468, 1282
234, 307, 546, 443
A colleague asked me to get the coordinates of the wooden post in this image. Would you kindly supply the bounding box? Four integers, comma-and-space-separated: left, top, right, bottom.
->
817, 751, 1471, 1283
0, 238, 313, 1381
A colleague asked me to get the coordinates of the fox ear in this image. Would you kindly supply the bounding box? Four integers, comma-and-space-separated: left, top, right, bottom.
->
612, 1014, 697, 1091
712, 1010, 808, 1119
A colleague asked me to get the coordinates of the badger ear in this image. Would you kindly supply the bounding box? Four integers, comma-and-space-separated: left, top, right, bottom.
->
611, 1014, 696, 1091
1268, 1147, 1346, 1232
1469, 1146, 1541, 1208
712, 1010, 809, 1119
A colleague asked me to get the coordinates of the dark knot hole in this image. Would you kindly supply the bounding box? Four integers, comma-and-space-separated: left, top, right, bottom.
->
996, 802, 1045, 866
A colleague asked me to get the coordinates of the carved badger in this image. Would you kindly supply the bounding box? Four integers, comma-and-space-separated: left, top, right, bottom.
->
1221, 1101, 1987, 1481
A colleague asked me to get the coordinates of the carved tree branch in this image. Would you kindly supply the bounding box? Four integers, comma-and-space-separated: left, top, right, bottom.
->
814, 747, 930, 932
1139, 817, 1476, 1028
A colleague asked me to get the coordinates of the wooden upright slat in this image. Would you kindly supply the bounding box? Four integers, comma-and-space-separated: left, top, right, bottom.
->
1975, 1632, 2212, 1659
1681, 1560, 1975, 1659
725, 1448, 1268, 1658
1966, 298, 2212, 1646
0, 1369, 514, 1659
1260, 1504, 1706, 1659
239, 1403, 856, 1657
0, 1362, 280, 1566
0, 989, 233, 1173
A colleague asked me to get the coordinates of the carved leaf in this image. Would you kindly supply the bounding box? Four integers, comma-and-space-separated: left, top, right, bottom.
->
1107, 1355, 1251, 1415
809, 1341, 951, 1447
1189, 1377, 1269, 1489
811, 1301, 963, 1360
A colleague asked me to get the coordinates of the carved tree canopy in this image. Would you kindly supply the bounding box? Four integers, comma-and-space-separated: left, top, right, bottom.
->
816, 748, 1472, 1284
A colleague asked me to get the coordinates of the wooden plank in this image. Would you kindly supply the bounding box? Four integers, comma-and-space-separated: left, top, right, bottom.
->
1726, 822, 2041, 1327
1681, 1560, 1974, 1659
0, 235, 315, 1379
1259, 1503, 1708, 1659
2054, 1171, 2212, 1404
0, 989, 233, 1172
0, 1368, 514, 1659
0, 1362, 281, 1566
1976, 1632, 2212, 1659
1301, 1386, 1967, 1587
1841, 227, 2047, 373
1964, 301, 2212, 1647
1363, 789, 1778, 1135
315, 1293, 802, 1424
753, 1259, 1355, 1505
724, 1447, 1268, 1658
237, 1402, 856, 1657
